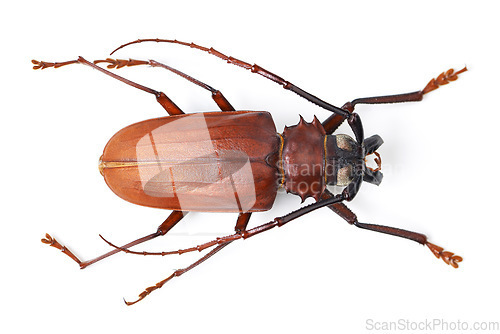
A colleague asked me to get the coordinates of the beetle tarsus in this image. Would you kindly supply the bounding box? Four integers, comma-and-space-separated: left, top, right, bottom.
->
426, 242, 463, 268
41, 233, 82, 265
93, 58, 150, 69
422, 67, 468, 95
32, 59, 80, 70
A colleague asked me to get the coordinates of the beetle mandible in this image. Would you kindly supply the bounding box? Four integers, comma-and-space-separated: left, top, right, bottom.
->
33, 38, 466, 305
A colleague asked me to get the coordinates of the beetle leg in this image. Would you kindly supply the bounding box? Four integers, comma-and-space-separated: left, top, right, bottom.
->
320, 190, 463, 268
355, 222, 463, 268
234, 212, 252, 233
93, 58, 235, 112
115, 195, 358, 304
32, 57, 184, 115
322, 67, 467, 134
41, 233, 83, 265
41, 211, 186, 269
110, 195, 347, 260
101, 212, 253, 258
124, 213, 251, 305
110, 38, 350, 119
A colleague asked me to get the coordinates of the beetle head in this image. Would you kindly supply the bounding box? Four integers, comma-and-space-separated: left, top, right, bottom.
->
325, 134, 384, 190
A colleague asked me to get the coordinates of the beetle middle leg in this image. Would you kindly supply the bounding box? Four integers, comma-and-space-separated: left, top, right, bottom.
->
109, 38, 350, 118
32, 57, 184, 116
98, 190, 389, 304
41, 210, 187, 269
103, 185, 356, 260
322, 67, 468, 134
320, 190, 463, 268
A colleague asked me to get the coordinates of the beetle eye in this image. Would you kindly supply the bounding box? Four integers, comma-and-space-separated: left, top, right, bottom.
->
336, 134, 356, 151
337, 165, 353, 186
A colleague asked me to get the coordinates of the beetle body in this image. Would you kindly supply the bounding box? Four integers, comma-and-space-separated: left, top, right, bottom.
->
35, 39, 465, 305
99, 110, 383, 212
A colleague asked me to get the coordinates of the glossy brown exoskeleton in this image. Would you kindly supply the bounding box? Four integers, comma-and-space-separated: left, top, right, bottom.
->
34, 39, 466, 305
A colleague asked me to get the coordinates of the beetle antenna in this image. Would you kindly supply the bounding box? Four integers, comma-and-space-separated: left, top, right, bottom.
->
99, 234, 220, 256
99, 234, 137, 253
109, 38, 350, 118
32, 59, 79, 70
124, 271, 177, 306
124, 242, 232, 305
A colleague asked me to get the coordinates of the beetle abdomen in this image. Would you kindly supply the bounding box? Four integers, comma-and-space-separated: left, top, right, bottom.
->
100, 111, 280, 212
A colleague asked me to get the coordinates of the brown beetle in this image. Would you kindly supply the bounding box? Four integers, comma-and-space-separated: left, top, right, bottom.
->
34, 39, 466, 305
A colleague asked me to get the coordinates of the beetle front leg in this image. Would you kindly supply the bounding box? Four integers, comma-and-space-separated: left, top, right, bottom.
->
32, 57, 184, 115
355, 222, 463, 268
321, 67, 468, 134
320, 190, 463, 268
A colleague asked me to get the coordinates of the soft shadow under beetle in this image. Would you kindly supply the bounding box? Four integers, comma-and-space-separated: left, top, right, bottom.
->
33, 39, 466, 305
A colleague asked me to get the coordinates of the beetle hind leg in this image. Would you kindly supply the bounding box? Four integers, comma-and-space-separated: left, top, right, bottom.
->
32, 57, 184, 115
42, 211, 186, 269
41, 233, 83, 266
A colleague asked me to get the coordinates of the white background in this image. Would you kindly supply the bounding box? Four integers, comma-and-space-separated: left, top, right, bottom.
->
2, 1, 499, 333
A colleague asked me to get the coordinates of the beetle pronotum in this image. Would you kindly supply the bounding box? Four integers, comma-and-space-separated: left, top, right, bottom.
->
34, 39, 466, 305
